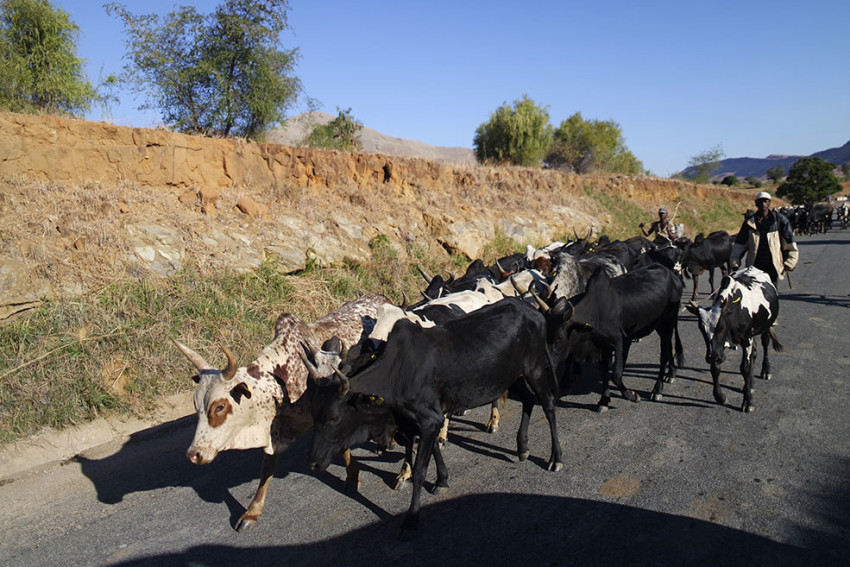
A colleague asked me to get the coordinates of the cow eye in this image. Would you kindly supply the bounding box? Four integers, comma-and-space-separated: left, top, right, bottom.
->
327, 415, 341, 426
214, 403, 226, 414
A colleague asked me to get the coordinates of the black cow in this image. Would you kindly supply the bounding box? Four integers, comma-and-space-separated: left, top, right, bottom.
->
680, 231, 732, 300
305, 299, 563, 531
685, 266, 782, 413
540, 262, 684, 410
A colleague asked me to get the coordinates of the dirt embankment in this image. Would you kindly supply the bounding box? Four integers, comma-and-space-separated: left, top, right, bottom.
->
0, 112, 756, 319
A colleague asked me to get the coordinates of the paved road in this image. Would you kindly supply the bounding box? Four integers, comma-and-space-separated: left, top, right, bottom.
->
1, 230, 849, 567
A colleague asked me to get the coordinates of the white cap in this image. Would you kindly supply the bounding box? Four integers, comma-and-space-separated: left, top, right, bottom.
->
755, 191, 772, 201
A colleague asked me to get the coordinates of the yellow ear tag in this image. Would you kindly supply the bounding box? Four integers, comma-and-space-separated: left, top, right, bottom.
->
732, 297, 741, 303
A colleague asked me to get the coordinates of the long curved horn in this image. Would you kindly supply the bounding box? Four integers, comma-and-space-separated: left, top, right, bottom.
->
333, 368, 351, 396
298, 348, 321, 380
172, 338, 213, 371
400, 291, 410, 310
496, 259, 510, 278
530, 288, 550, 313
219, 345, 238, 381
585, 227, 592, 241
417, 266, 433, 283
339, 340, 349, 364
573, 227, 580, 241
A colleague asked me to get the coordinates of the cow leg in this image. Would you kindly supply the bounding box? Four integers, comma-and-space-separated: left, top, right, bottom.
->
342, 448, 361, 492
651, 327, 675, 402
707, 267, 716, 295
236, 453, 279, 532
400, 413, 442, 532
429, 441, 449, 494
758, 331, 772, 380
394, 435, 415, 490
711, 363, 726, 406
690, 269, 699, 301
597, 355, 613, 412
438, 416, 450, 448
740, 340, 756, 413
514, 381, 534, 461
522, 373, 564, 472
486, 402, 500, 433
611, 340, 639, 403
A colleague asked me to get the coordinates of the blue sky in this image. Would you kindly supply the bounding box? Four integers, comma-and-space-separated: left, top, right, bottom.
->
55, 0, 850, 176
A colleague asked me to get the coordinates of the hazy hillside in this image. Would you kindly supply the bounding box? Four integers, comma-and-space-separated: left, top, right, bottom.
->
267, 112, 476, 165
679, 139, 850, 180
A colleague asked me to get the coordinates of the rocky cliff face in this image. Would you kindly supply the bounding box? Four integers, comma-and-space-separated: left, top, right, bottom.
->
0, 112, 753, 319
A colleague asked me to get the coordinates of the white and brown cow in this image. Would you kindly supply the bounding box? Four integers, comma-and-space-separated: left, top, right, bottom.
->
173, 293, 391, 531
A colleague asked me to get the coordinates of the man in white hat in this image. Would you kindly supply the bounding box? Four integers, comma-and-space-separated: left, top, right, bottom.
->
730, 191, 798, 285
639, 207, 679, 243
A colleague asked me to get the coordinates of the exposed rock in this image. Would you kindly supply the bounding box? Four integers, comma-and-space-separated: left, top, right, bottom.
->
124, 223, 184, 276
237, 196, 267, 219
0, 258, 49, 320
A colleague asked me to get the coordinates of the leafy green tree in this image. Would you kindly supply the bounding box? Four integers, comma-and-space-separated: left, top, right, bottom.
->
304, 107, 363, 152
473, 95, 552, 167
744, 176, 763, 188
766, 164, 785, 184
841, 162, 850, 182
685, 145, 724, 184
0, 0, 95, 115
106, 0, 301, 139
546, 112, 643, 175
776, 157, 841, 204
721, 175, 739, 186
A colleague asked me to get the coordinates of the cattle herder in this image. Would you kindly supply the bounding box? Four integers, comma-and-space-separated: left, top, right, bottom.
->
639, 207, 680, 243
730, 191, 799, 286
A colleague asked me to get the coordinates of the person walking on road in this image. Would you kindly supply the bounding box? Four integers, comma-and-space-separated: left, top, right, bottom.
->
639, 207, 680, 243
730, 191, 798, 286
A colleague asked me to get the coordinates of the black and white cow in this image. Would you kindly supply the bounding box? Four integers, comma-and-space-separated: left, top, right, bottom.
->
685, 266, 782, 413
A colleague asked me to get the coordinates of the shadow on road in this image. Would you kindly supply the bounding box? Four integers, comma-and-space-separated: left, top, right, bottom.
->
106, 491, 830, 567
780, 293, 850, 309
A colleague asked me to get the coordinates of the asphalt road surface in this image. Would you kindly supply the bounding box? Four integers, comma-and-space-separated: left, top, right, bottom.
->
2, 229, 849, 567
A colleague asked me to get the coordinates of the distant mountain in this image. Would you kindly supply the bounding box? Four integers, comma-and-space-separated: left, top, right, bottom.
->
679, 139, 850, 180
267, 112, 476, 166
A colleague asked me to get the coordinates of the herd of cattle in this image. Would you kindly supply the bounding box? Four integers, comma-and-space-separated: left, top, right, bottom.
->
172, 201, 840, 533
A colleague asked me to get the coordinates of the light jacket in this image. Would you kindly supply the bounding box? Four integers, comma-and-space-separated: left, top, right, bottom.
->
731, 209, 798, 280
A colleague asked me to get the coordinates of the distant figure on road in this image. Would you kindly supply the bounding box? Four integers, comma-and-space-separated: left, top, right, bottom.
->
731, 191, 798, 286
640, 207, 680, 243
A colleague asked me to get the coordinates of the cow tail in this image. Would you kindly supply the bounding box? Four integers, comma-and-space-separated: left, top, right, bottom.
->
674, 326, 685, 367
769, 327, 784, 353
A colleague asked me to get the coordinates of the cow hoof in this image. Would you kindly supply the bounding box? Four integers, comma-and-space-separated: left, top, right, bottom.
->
759, 373, 772, 381
393, 477, 408, 491
235, 515, 258, 532
713, 392, 727, 406
487, 424, 499, 434
430, 483, 447, 495
628, 391, 640, 403
665, 376, 676, 384
518, 450, 530, 462
595, 404, 609, 413
742, 402, 755, 413
548, 461, 564, 472
344, 478, 361, 493
651, 393, 663, 402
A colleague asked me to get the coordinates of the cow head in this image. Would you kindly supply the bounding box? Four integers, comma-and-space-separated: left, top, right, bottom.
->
685, 298, 730, 366
173, 339, 276, 465
299, 342, 393, 472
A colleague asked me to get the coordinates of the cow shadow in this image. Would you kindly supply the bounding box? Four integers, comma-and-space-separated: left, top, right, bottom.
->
106, 491, 837, 567
780, 293, 850, 309
73, 416, 382, 530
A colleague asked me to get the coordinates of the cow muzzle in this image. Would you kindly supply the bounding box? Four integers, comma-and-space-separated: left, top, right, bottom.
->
187, 447, 217, 465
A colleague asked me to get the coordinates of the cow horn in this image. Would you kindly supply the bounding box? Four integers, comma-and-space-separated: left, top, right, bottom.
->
417, 266, 433, 283
496, 259, 510, 278
585, 227, 593, 241
530, 289, 550, 313
219, 345, 238, 381
333, 368, 351, 396
400, 291, 410, 310
573, 227, 580, 241
298, 347, 321, 380
339, 340, 349, 363
171, 338, 213, 371
688, 300, 699, 309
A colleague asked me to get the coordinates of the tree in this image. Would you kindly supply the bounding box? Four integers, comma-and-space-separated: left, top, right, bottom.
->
744, 176, 763, 188
776, 157, 841, 205
473, 95, 552, 167
721, 175, 739, 186
304, 107, 363, 152
0, 0, 95, 115
106, 0, 301, 139
545, 112, 642, 175
766, 164, 785, 184
841, 162, 850, 182
685, 145, 724, 184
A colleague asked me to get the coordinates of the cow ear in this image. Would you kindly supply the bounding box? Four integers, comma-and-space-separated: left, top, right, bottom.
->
684, 301, 700, 315
230, 381, 253, 403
